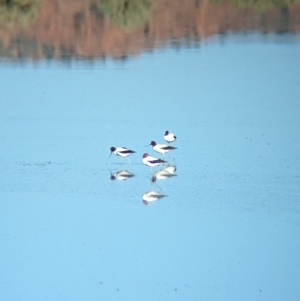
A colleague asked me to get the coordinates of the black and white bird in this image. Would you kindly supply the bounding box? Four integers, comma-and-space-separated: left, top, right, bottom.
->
142, 153, 166, 168
109, 147, 136, 163
146, 141, 177, 158
164, 130, 176, 143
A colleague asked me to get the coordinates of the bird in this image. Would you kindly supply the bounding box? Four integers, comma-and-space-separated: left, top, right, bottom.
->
142, 191, 167, 205
164, 130, 176, 143
110, 170, 135, 181
142, 153, 167, 168
146, 141, 177, 158
109, 147, 136, 163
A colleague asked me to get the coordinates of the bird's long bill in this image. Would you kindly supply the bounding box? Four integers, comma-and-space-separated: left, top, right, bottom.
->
144, 144, 150, 147
108, 152, 112, 158
109, 169, 115, 180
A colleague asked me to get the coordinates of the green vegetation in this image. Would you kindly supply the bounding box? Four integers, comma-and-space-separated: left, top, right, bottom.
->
0, 0, 40, 27
232, 0, 300, 12
97, 0, 152, 31
210, 0, 300, 12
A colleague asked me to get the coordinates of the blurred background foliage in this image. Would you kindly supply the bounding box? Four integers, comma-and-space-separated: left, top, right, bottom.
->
97, 0, 152, 31
0, 0, 298, 30
211, 0, 300, 12
0, 0, 40, 27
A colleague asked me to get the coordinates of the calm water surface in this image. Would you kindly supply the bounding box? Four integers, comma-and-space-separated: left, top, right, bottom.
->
1, 1, 300, 300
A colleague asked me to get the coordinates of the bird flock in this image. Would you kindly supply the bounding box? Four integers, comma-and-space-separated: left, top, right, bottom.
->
109, 130, 177, 166
109, 130, 177, 205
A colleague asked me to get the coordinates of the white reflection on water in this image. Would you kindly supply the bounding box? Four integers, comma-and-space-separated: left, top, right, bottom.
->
0, 34, 300, 301
142, 190, 168, 205
151, 165, 177, 183
109, 169, 135, 181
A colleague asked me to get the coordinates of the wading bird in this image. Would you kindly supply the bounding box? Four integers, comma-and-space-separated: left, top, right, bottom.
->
146, 141, 177, 158
142, 153, 167, 168
109, 147, 136, 163
164, 130, 176, 143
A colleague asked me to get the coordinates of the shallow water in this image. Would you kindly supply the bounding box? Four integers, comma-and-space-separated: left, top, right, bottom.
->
1, 1, 300, 300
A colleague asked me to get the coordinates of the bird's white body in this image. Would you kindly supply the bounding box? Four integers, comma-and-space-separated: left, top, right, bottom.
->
164, 131, 176, 143
112, 147, 134, 158
142, 191, 167, 205
149, 141, 177, 157
142, 153, 166, 167
153, 143, 170, 155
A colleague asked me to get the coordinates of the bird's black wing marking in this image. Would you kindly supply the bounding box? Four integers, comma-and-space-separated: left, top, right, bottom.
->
120, 174, 134, 179
120, 150, 136, 154
149, 159, 166, 164
124, 174, 134, 178
116, 171, 135, 178
150, 194, 167, 200
163, 173, 177, 178
162, 146, 177, 150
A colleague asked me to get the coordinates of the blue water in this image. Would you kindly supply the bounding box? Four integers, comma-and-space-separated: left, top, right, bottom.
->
1, 35, 300, 301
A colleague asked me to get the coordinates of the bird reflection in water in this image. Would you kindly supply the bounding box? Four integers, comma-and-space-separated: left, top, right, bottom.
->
151, 164, 177, 183
162, 164, 176, 175
142, 191, 167, 205
110, 170, 135, 181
